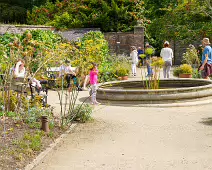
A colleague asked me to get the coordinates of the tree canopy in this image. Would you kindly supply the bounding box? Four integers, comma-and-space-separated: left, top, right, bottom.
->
27, 0, 147, 32
144, 0, 211, 48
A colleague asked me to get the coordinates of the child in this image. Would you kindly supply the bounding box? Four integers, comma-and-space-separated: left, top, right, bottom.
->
89, 63, 100, 105
130, 46, 138, 76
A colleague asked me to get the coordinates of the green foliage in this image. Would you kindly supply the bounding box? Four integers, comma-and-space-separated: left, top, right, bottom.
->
27, 0, 147, 32
6, 111, 16, 117
151, 57, 165, 68
179, 64, 193, 74
0, 111, 16, 117
145, 47, 154, 55
173, 67, 182, 77
147, 0, 211, 47
98, 59, 117, 82
192, 68, 201, 79
116, 67, 129, 77
12, 130, 44, 158
139, 54, 146, 59
173, 64, 193, 77
73, 104, 93, 123
98, 54, 130, 81
72, 31, 120, 83
0, 91, 29, 113
0, 30, 65, 72
24, 107, 54, 129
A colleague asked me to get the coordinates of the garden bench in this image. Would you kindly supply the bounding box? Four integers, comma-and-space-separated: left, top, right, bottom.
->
46, 67, 77, 88
10, 77, 48, 107
46, 67, 77, 78
11, 77, 28, 95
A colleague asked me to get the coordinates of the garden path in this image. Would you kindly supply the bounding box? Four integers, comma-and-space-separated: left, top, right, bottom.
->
33, 67, 212, 170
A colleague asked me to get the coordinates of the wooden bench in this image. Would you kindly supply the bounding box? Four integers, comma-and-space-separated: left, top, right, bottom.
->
46, 67, 77, 88
11, 77, 48, 107
11, 77, 28, 95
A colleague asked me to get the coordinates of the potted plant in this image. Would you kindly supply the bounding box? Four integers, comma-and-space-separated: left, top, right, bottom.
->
173, 64, 193, 78
117, 67, 129, 80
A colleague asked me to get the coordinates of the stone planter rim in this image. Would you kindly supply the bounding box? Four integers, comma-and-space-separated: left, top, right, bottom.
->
97, 79, 212, 93
97, 79, 212, 102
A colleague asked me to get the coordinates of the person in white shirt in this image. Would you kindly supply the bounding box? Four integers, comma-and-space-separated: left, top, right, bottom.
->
13, 59, 42, 91
14, 59, 26, 78
59, 60, 82, 91
160, 41, 174, 78
130, 46, 138, 76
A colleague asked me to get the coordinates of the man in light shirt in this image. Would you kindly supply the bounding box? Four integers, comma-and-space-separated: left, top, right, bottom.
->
59, 60, 82, 91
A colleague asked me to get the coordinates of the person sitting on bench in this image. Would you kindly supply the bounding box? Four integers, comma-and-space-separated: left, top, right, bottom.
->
13, 59, 26, 78
13, 59, 46, 93
59, 60, 82, 91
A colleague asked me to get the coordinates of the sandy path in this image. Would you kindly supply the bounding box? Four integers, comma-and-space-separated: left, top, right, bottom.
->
33, 104, 212, 170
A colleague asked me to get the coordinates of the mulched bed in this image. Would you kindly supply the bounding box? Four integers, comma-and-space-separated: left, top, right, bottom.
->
0, 116, 66, 170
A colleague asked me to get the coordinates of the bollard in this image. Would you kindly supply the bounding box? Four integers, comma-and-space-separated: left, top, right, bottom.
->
41, 115, 50, 133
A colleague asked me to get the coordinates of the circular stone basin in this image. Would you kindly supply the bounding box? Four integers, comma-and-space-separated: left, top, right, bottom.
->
97, 79, 212, 102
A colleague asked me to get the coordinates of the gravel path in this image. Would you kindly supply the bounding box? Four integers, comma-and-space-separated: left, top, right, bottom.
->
33, 103, 212, 170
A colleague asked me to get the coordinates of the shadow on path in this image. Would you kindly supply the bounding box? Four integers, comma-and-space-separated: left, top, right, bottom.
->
199, 117, 212, 126
78, 97, 162, 107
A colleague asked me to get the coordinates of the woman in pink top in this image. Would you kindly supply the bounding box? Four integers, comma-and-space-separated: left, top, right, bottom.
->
90, 63, 100, 105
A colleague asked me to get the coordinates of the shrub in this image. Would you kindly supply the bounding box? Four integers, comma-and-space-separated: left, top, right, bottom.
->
182, 45, 200, 66
116, 67, 129, 77
173, 67, 182, 77
73, 104, 93, 123
145, 47, 154, 55
179, 64, 193, 74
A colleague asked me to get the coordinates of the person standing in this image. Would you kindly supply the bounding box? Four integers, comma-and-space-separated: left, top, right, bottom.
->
130, 46, 138, 76
160, 41, 174, 78
90, 63, 100, 105
145, 42, 154, 77
199, 38, 212, 80
137, 47, 144, 67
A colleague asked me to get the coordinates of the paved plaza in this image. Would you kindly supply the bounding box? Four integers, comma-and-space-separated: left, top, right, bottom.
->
32, 67, 212, 170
